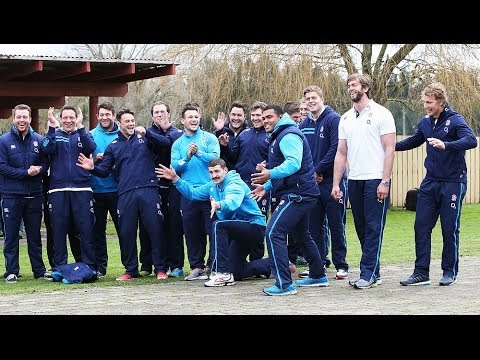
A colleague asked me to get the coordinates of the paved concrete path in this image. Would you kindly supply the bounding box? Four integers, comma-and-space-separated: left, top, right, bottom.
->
0, 256, 478, 315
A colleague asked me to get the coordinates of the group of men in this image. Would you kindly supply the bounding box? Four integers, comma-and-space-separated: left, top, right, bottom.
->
0, 73, 476, 296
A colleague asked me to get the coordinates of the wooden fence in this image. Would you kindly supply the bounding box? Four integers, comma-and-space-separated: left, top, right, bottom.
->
390, 135, 479, 207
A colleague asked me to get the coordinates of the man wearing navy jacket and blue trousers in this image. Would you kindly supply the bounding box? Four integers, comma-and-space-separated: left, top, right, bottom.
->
0, 104, 50, 283
396, 82, 477, 286
77, 108, 172, 281
42, 105, 97, 273
251, 104, 328, 296
299, 85, 349, 280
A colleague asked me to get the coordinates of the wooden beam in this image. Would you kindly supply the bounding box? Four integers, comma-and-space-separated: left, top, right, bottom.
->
32, 62, 91, 81
0, 82, 128, 97
0, 96, 65, 109
113, 64, 176, 83
0, 109, 12, 119
0, 61, 43, 81
76, 63, 135, 82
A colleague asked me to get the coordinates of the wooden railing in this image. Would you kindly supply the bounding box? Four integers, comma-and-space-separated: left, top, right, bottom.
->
389, 135, 479, 207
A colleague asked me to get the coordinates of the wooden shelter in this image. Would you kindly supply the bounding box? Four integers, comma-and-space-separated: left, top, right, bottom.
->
0, 54, 177, 131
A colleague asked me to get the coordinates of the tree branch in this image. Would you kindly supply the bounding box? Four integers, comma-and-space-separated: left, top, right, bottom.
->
337, 44, 356, 75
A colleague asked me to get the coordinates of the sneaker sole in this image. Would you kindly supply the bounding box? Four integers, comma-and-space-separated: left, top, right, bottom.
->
336, 275, 348, 280
296, 282, 329, 287
439, 279, 457, 286
184, 275, 209, 281
354, 282, 378, 289
400, 280, 431, 286
204, 281, 235, 287
263, 289, 298, 296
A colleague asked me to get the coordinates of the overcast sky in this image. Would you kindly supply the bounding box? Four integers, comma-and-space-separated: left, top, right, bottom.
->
0, 44, 72, 56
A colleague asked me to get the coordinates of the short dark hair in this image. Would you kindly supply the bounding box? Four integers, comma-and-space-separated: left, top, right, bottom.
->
208, 157, 227, 168
283, 101, 300, 116
264, 104, 284, 117
181, 103, 200, 118
116, 108, 134, 121
97, 101, 115, 115
60, 105, 77, 118
229, 100, 247, 114
13, 104, 31, 118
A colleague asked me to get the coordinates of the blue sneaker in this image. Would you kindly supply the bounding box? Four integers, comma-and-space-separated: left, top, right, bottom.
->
168, 268, 185, 278
263, 283, 297, 296
296, 276, 329, 287
51, 271, 63, 282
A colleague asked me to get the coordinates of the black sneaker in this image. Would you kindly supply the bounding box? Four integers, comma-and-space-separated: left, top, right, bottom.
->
439, 275, 457, 286
35, 272, 53, 281
296, 256, 307, 266
400, 274, 431, 286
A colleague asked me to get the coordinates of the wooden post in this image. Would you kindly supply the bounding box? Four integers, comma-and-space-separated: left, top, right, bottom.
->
89, 96, 98, 130
31, 108, 39, 133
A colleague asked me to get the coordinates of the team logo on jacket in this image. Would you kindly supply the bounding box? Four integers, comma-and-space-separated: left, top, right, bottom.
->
446, 120, 450, 126
157, 203, 160, 209
33, 141, 38, 147
10, 145, 16, 149
320, 126, 325, 138
34, 148, 39, 153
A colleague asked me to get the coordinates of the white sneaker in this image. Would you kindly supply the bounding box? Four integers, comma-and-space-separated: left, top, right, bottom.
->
204, 272, 235, 287
5, 274, 17, 283
336, 269, 348, 280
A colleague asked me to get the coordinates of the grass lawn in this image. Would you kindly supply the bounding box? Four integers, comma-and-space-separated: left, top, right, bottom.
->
1, 204, 479, 296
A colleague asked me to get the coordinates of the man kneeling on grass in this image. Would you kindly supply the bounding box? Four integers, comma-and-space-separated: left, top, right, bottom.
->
156, 158, 270, 287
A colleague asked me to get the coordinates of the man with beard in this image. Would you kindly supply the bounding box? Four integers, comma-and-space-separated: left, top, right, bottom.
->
332, 73, 396, 289
216, 101, 269, 261
213, 100, 249, 170
90, 101, 120, 277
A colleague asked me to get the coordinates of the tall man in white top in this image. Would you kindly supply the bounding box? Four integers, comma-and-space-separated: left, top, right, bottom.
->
332, 73, 396, 289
